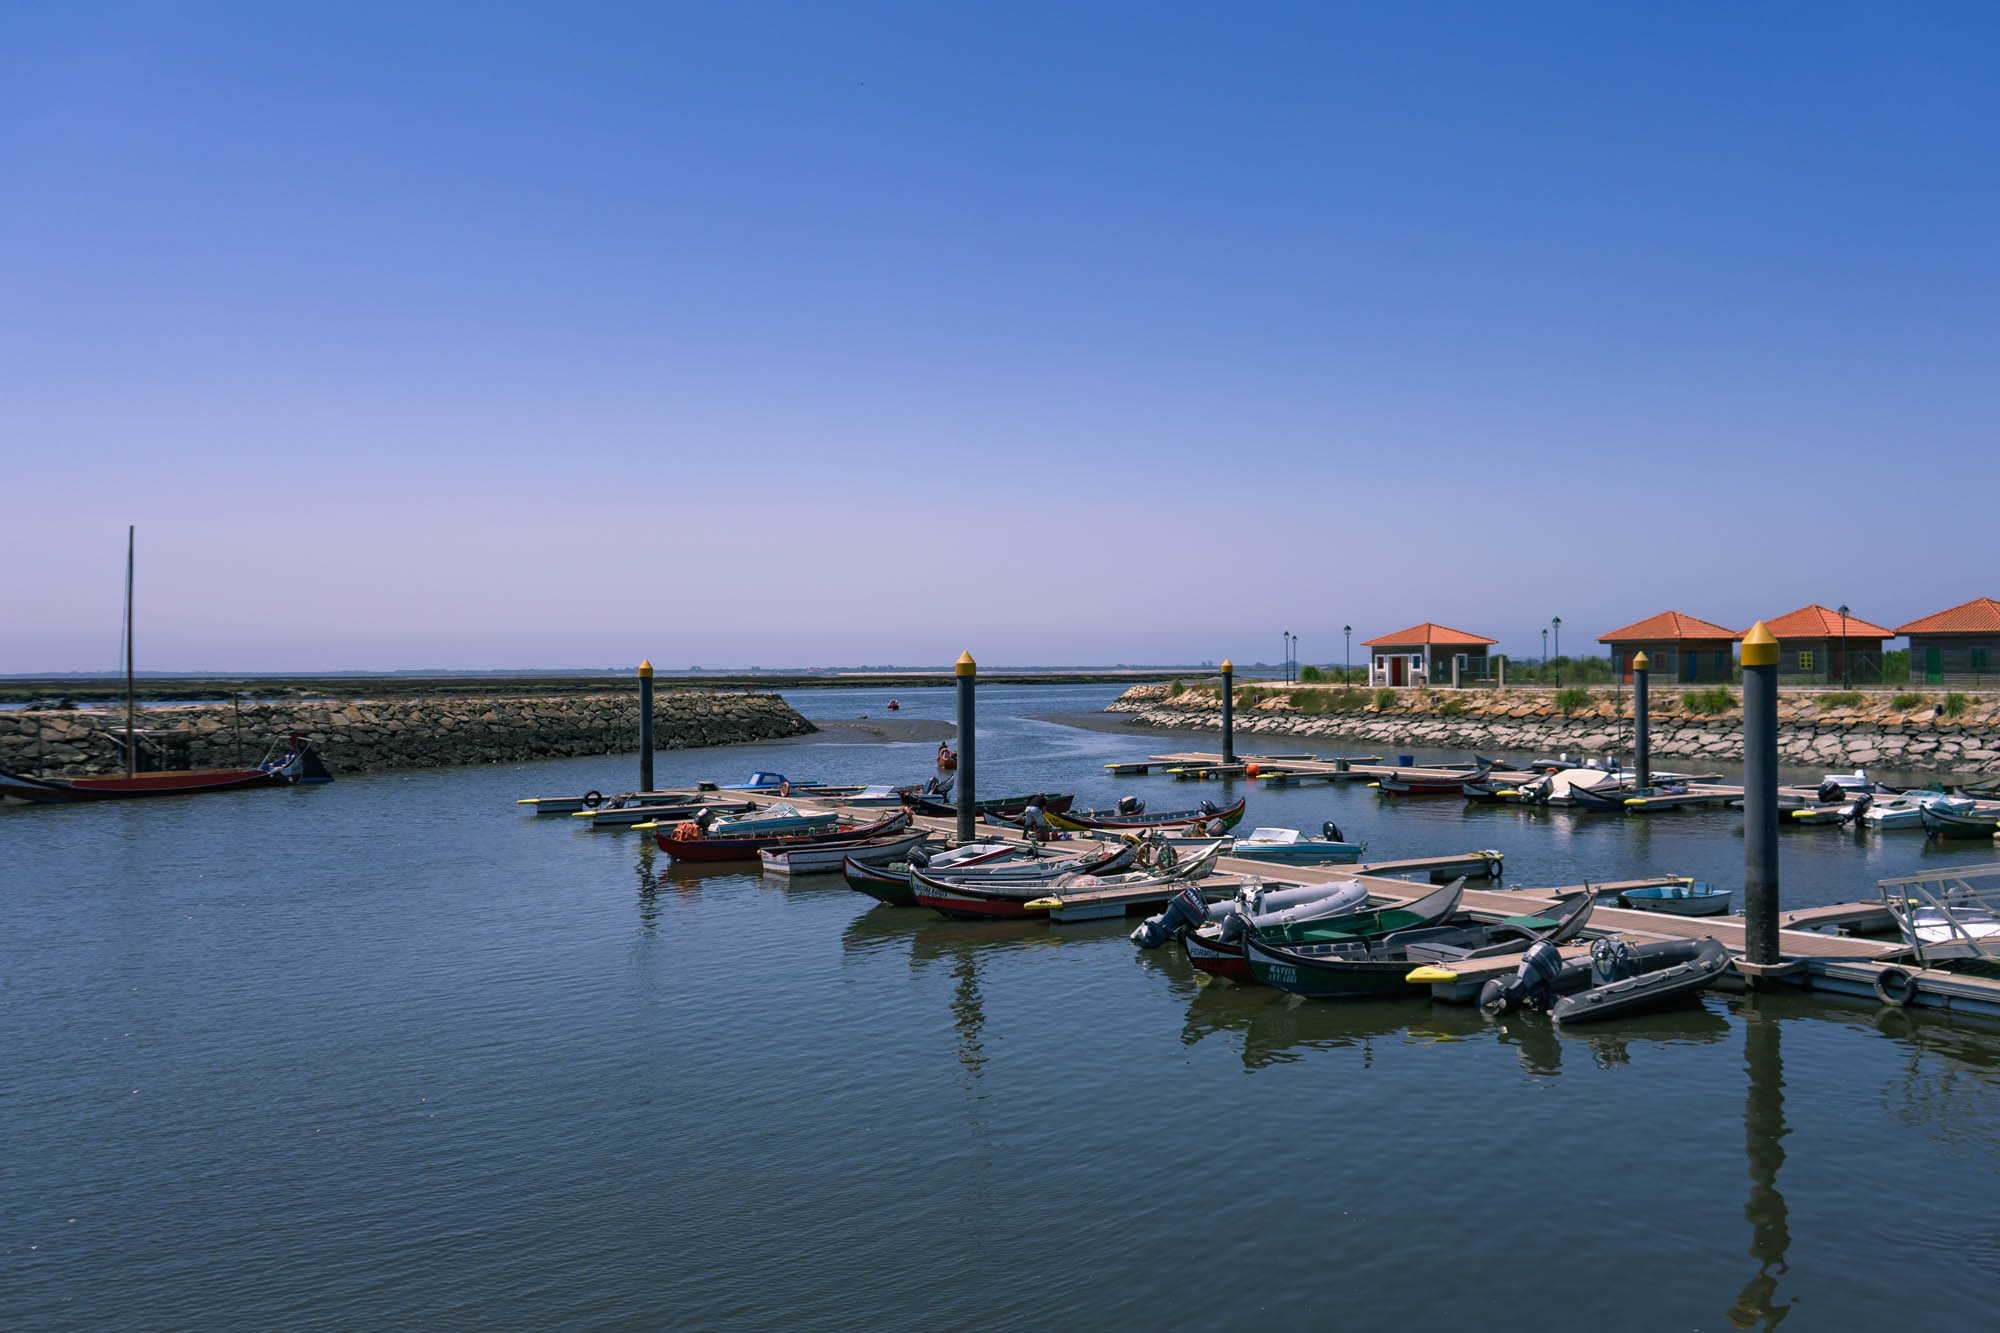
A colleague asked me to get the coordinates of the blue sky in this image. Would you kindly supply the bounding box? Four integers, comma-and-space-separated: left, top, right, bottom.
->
4, 2, 1995, 671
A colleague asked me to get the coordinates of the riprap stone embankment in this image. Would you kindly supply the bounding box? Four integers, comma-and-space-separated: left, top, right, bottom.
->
1106, 683, 2000, 777
0, 692, 815, 777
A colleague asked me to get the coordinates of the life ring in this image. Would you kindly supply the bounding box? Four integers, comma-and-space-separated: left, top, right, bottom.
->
671, 821, 702, 841
1873, 966, 1918, 1007
582, 790, 604, 810
778, 781, 791, 797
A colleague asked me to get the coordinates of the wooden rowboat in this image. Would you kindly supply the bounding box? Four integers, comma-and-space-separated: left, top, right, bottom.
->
1046, 797, 1246, 833
760, 830, 927, 877
655, 810, 909, 862
1922, 804, 2000, 838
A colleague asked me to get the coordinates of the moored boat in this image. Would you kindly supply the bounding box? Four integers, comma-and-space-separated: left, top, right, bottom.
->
1922, 804, 2000, 838
1046, 796, 1246, 834
1377, 766, 1493, 796
1183, 877, 1466, 983
655, 809, 908, 862
761, 829, 927, 877
1228, 824, 1366, 865
1245, 888, 1593, 1000
1479, 936, 1731, 1023
906, 791, 1074, 818
842, 843, 1020, 905
1616, 881, 1733, 916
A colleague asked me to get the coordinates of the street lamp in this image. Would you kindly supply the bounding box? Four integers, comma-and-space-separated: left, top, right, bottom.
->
1553, 617, 1562, 686
1343, 625, 1352, 682
1838, 604, 1850, 689
1542, 627, 1549, 677
1282, 631, 1291, 684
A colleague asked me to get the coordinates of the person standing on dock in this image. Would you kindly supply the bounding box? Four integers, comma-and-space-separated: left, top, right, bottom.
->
1021, 794, 1050, 844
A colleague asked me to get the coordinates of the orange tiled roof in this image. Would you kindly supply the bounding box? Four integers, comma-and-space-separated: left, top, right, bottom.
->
1598, 611, 1737, 644
1895, 597, 2000, 637
1361, 622, 1497, 649
1754, 604, 1895, 640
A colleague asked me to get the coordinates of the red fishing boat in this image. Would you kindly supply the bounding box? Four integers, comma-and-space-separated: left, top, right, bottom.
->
653, 809, 910, 862
2, 528, 332, 805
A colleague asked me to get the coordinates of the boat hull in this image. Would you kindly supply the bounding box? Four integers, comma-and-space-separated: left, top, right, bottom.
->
1243, 936, 1430, 999
1046, 796, 1246, 833
1182, 929, 1250, 981
0, 767, 291, 804
656, 812, 905, 862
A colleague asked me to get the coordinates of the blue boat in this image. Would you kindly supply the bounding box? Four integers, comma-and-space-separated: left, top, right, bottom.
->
1617, 881, 1732, 917
1228, 825, 1367, 866
720, 771, 826, 792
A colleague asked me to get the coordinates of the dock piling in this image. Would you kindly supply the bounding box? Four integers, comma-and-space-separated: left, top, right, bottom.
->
955, 651, 977, 844
638, 659, 655, 792
1742, 623, 1780, 966
1632, 651, 1651, 791
1219, 659, 1235, 766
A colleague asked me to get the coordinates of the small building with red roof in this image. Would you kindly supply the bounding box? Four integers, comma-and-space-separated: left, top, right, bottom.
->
1751, 605, 1895, 684
1895, 598, 2000, 684
1598, 611, 1737, 684
1361, 622, 1496, 688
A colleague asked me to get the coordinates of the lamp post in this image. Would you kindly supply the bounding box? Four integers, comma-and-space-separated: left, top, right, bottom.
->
1553, 616, 1562, 686
1838, 605, 1849, 689
1541, 627, 1548, 679
1343, 626, 1352, 682
1283, 631, 1292, 684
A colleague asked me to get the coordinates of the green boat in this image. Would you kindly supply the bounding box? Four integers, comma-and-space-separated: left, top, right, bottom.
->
1242, 888, 1595, 1000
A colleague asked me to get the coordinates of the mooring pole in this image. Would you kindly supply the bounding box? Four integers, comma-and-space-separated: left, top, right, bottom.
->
1219, 658, 1235, 766
1633, 651, 1651, 791
638, 659, 655, 793
955, 652, 977, 843
1742, 622, 1780, 966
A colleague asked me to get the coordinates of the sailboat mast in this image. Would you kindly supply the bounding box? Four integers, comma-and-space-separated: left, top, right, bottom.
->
125, 525, 136, 777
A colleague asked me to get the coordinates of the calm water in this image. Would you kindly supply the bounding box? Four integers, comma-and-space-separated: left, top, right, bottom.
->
6, 684, 1999, 1329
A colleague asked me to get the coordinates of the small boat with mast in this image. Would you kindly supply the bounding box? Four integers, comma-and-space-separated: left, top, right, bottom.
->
0, 528, 329, 804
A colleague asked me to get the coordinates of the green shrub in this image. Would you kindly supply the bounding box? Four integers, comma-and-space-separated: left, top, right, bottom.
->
1555, 687, 1594, 714
1891, 692, 1925, 711
1817, 691, 1864, 708
1680, 687, 1736, 716
1299, 665, 1325, 683
1944, 692, 1971, 718
1374, 688, 1397, 710
1437, 695, 1466, 715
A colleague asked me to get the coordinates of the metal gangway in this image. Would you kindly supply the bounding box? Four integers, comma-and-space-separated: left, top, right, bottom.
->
1878, 864, 2000, 964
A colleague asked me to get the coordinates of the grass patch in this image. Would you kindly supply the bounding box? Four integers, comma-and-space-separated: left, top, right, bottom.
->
1816, 691, 1864, 708
1437, 695, 1466, 715
1374, 688, 1398, 710
1555, 687, 1595, 714
1299, 665, 1326, 683
1944, 692, 1972, 718
1891, 692, 1925, 711
1680, 687, 1736, 716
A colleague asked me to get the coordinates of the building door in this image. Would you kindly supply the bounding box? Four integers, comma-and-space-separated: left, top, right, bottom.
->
1925, 647, 1942, 684
1391, 656, 1405, 686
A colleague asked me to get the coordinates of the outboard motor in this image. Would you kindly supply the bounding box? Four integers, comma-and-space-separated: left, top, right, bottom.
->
1131, 886, 1210, 948
1850, 792, 1873, 821
1322, 820, 1344, 844
1479, 939, 1566, 1014
1817, 779, 1845, 804
1198, 799, 1218, 816
1117, 795, 1146, 816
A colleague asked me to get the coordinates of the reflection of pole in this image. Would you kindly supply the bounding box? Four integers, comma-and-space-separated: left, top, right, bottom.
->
1743, 622, 1780, 966
638, 659, 655, 793
1729, 1005, 1792, 1329
1219, 658, 1235, 766
955, 652, 976, 844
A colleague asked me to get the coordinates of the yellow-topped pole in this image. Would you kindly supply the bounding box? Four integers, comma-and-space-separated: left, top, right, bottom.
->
1220, 658, 1235, 766
954, 651, 977, 842
1631, 651, 1652, 790
638, 659, 656, 792
1741, 622, 1779, 967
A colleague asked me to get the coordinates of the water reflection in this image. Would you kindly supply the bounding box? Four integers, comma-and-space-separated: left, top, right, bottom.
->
1177, 987, 1489, 1071
1729, 1002, 1793, 1330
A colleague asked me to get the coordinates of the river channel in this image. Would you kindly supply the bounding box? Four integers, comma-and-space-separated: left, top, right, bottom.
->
6, 684, 1998, 1328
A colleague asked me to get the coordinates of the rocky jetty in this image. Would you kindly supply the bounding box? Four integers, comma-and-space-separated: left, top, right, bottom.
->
0, 692, 815, 777
1107, 683, 2000, 777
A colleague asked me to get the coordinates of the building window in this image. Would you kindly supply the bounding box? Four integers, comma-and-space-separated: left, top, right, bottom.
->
1975, 648, 1990, 673
1797, 651, 1813, 672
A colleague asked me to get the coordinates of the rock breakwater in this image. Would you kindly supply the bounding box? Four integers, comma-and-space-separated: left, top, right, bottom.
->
0, 692, 815, 778
1107, 683, 2000, 777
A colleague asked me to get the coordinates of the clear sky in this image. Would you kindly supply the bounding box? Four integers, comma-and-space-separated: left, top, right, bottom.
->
4, 2, 1995, 672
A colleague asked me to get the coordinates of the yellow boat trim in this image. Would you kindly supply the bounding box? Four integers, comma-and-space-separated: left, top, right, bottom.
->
516, 798, 537, 804
569, 809, 596, 817
631, 820, 660, 831
1405, 965, 1459, 984
1023, 897, 1061, 910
